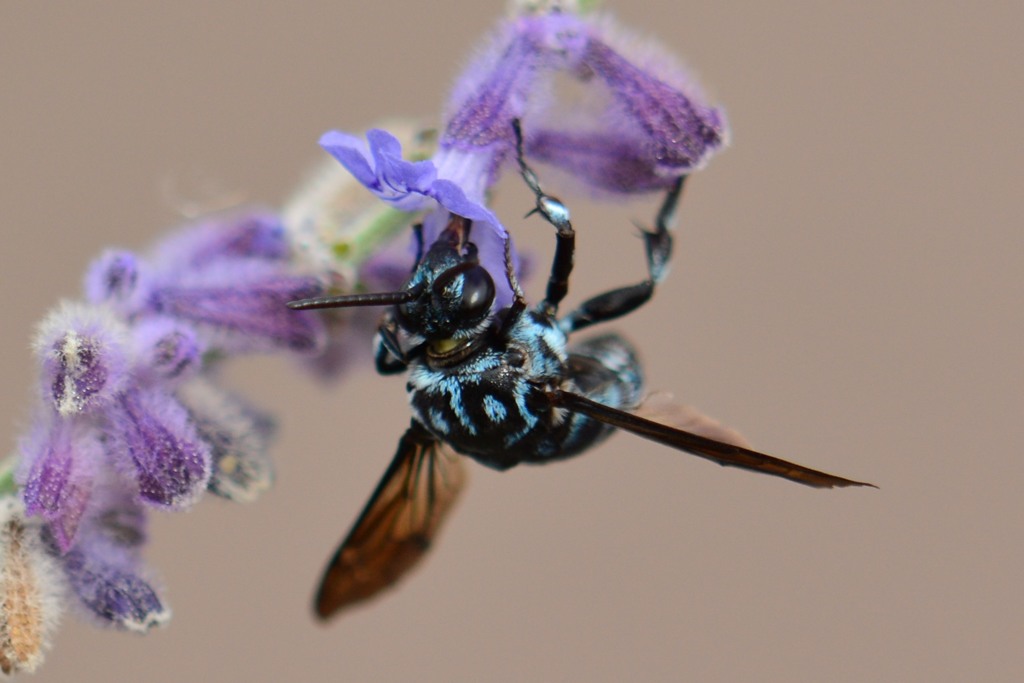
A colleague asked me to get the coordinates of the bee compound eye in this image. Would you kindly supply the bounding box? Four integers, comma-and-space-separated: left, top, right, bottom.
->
457, 266, 495, 319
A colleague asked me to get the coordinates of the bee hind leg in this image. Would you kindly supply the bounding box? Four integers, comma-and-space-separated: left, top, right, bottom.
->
566, 333, 644, 411
520, 333, 645, 463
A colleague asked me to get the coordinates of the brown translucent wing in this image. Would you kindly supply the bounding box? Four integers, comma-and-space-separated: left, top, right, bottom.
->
634, 391, 753, 449
315, 423, 467, 620
552, 389, 875, 489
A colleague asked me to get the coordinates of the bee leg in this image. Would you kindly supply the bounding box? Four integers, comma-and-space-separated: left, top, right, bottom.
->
522, 334, 645, 464
566, 333, 644, 410
558, 176, 684, 335
512, 119, 575, 317
374, 313, 409, 375
411, 222, 425, 269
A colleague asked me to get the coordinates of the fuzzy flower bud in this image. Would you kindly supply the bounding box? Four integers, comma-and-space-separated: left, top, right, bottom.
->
18, 420, 102, 552
150, 210, 290, 271
61, 523, 168, 633
146, 261, 326, 355
83, 250, 150, 313
106, 388, 212, 510
34, 303, 131, 417
130, 318, 204, 386
0, 498, 62, 674
177, 379, 275, 503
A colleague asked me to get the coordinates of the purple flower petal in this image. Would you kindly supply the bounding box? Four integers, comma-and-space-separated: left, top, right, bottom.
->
319, 130, 378, 188
438, 9, 726, 194
106, 388, 211, 510
366, 128, 439, 192
319, 129, 431, 212
146, 260, 326, 355
61, 529, 169, 632
34, 303, 131, 417
18, 420, 101, 553
320, 129, 505, 227
428, 179, 496, 224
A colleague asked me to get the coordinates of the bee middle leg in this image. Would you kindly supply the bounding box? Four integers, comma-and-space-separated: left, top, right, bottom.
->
566, 333, 644, 410
558, 176, 685, 335
512, 119, 685, 334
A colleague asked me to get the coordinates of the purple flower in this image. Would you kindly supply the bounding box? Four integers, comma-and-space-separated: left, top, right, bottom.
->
319, 129, 504, 222
20, 203, 341, 565
315, 4, 726, 313
146, 260, 326, 355
11, 196, 358, 662
439, 7, 728, 192
82, 216, 328, 357
23, 204, 330, 534
319, 129, 520, 308
149, 209, 289, 271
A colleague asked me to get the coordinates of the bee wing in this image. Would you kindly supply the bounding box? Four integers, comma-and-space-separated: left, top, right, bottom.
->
315, 423, 467, 619
634, 391, 753, 449
551, 389, 874, 489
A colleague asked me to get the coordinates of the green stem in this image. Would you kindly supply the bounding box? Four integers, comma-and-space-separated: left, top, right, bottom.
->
332, 206, 416, 267
0, 456, 19, 497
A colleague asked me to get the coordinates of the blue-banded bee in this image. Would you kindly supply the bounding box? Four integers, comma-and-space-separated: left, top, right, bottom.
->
289, 122, 873, 619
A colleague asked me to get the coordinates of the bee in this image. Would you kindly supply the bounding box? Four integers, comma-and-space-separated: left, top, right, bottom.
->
289, 121, 873, 619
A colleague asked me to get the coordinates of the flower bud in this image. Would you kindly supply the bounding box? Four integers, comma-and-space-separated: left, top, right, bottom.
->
106, 388, 211, 510
131, 318, 204, 385
61, 526, 168, 633
177, 379, 276, 503
147, 260, 326, 355
83, 250, 151, 313
34, 303, 131, 417
0, 498, 62, 674
18, 420, 101, 552
151, 210, 289, 271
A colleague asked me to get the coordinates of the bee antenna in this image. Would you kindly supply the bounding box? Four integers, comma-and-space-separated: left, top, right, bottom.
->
287, 290, 415, 311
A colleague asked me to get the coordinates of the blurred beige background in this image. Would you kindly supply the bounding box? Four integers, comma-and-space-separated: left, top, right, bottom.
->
1, 1, 1021, 681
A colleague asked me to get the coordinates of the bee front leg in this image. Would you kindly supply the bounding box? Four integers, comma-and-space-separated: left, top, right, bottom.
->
513, 119, 576, 318
374, 313, 409, 375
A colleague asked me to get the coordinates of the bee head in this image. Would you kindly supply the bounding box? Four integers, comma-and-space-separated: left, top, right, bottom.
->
286, 213, 498, 346
395, 219, 496, 341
